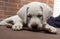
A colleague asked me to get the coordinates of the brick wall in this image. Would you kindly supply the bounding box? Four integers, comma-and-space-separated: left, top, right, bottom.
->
0, 0, 54, 20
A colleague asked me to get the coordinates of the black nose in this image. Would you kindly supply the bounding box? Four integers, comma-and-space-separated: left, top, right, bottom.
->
31, 24, 38, 29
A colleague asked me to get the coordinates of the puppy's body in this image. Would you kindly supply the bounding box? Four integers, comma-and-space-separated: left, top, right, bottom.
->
0, 2, 57, 33
0, 15, 23, 30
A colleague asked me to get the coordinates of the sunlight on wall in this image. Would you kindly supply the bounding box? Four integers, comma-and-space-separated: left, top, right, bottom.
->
53, 0, 60, 17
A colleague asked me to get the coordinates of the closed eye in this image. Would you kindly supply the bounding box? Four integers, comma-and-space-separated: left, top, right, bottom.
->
27, 14, 32, 18
37, 15, 42, 18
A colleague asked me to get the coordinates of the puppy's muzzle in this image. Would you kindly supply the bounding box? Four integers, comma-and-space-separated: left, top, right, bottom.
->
31, 24, 38, 29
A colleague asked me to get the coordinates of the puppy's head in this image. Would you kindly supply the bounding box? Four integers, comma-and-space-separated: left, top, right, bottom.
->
17, 2, 52, 30
27, 5, 43, 30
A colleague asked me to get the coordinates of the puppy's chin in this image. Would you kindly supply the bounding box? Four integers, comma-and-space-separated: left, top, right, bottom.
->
28, 26, 39, 30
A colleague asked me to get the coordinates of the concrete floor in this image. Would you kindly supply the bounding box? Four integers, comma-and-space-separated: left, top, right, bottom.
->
0, 26, 60, 39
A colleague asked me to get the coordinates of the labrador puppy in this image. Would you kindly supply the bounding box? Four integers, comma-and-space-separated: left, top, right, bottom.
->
17, 2, 57, 33
0, 2, 57, 33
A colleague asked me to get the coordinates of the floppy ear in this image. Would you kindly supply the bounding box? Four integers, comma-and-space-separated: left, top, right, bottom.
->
41, 3, 53, 25
40, 6, 43, 12
17, 5, 29, 23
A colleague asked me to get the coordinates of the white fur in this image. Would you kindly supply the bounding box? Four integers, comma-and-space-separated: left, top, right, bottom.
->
45, 24, 57, 33
0, 15, 23, 30
17, 2, 57, 33
12, 22, 23, 30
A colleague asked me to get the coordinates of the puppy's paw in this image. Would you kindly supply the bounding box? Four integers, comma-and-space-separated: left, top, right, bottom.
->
45, 24, 57, 34
12, 23, 23, 31
48, 27, 56, 33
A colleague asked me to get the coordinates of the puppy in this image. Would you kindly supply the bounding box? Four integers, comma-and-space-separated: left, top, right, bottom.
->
0, 2, 57, 33
17, 2, 57, 33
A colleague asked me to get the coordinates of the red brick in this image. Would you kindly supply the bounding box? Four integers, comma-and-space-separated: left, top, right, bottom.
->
1, 0, 9, 2
17, 4, 22, 8
5, 2, 17, 8
0, 10, 4, 16
4, 10, 16, 15
0, 6, 7, 10
8, 0, 21, 3
48, 0, 54, 4
0, 1, 5, 5
21, 1, 27, 5
28, 0, 36, 2
48, 4, 53, 8
0, 15, 4, 18
8, 0, 16, 3
7, 7, 18, 12
16, 0, 21, 3
41, 0, 47, 3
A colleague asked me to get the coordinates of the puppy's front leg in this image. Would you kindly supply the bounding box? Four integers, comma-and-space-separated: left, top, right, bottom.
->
0, 19, 13, 26
44, 24, 57, 33
12, 22, 23, 31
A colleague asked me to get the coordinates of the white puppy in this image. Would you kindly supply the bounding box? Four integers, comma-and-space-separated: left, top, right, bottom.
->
0, 2, 57, 33
17, 2, 57, 33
